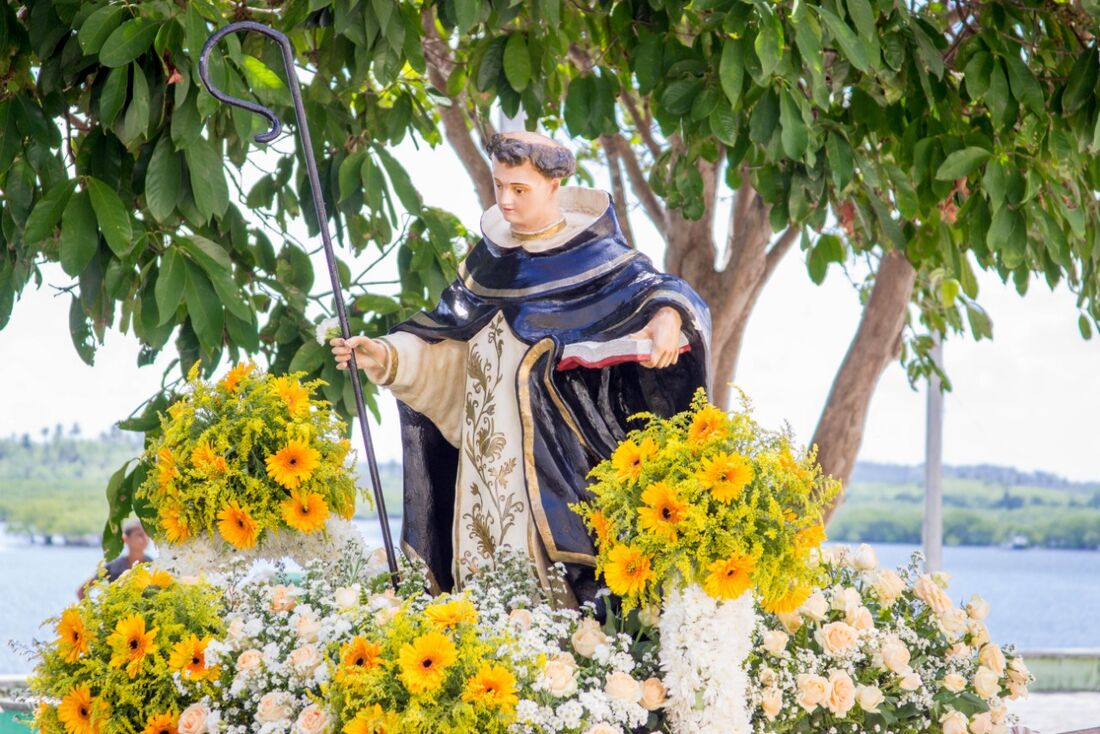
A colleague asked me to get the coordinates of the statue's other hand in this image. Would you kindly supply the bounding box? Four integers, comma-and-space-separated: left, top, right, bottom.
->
632, 306, 683, 369
330, 335, 387, 374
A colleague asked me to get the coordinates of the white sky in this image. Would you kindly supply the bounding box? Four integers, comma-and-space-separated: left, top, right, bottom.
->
1, 124, 1098, 482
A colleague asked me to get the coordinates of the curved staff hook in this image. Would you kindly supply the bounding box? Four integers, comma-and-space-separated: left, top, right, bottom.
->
199, 21, 400, 586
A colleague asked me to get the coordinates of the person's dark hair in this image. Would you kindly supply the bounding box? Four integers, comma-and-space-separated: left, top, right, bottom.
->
485, 133, 576, 179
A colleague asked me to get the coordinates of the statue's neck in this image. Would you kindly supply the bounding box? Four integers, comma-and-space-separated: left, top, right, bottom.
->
511, 202, 564, 237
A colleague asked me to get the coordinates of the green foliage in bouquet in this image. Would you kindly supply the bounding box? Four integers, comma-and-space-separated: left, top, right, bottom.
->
29, 566, 225, 734
574, 388, 842, 612
326, 594, 521, 734
135, 362, 358, 551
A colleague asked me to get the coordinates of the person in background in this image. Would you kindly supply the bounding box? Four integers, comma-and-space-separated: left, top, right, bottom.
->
76, 518, 152, 599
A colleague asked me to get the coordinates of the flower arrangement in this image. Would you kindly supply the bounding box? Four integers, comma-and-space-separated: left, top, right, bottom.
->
574, 388, 842, 613
136, 362, 359, 554
28, 565, 225, 734
746, 545, 1033, 734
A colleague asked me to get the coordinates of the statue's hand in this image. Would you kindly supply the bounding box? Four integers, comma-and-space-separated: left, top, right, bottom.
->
330, 335, 388, 379
628, 306, 683, 369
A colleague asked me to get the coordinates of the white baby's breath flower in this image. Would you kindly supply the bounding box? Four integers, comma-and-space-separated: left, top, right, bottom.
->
314, 317, 341, 345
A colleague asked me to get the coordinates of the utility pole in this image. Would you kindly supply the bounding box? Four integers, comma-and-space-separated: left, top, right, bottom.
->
923, 334, 944, 572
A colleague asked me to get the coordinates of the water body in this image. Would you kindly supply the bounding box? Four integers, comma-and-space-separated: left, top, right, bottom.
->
2, 531, 1097, 675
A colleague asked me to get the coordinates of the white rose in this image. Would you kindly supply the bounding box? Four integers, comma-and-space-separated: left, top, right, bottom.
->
237, 648, 263, 674
760, 687, 783, 720
508, 608, 533, 630
826, 670, 856, 716
970, 712, 994, 734
179, 704, 209, 734
853, 543, 879, 570
333, 585, 361, 612
914, 574, 954, 617
933, 570, 951, 587
943, 673, 967, 693
289, 644, 322, 676
795, 673, 830, 712
856, 685, 884, 713
270, 585, 297, 612
941, 710, 969, 734
880, 635, 911, 673
966, 594, 990, 621
1007, 657, 1031, 685
830, 587, 862, 615
979, 644, 1006, 675
295, 613, 322, 643
776, 612, 803, 634
638, 606, 661, 628
762, 630, 789, 656
543, 654, 578, 697
571, 618, 608, 658
799, 591, 829, 622
973, 666, 1001, 699
846, 605, 874, 631
257, 692, 293, 723
639, 677, 667, 711
872, 570, 906, 606
815, 621, 859, 656
295, 705, 330, 734
604, 672, 641, 703
940, 608, 968, 637
899, 670, 922, 691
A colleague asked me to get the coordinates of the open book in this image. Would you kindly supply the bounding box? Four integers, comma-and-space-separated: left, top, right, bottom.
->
556, 333, 691, 371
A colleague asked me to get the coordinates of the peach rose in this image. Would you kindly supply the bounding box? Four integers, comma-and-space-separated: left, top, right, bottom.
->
236, 648, 263, 674
940, 608, 968, 638
899, 671, 922, 691
762, 630, 789, 656
941, 711, 969, 734
543, 653, 578, 697
639, 677, 667, 711
966, 594, 990, 621
846, 605, 874, 631
826, 670, 856, 716
970, 712, 994, 734
583, 724, 617, 734
872, 569, 906, 606
295, 612, 321, 642
1008, 657, 1031, 685
289, 644, 322, 676
178, 704, 209, 734
856, 684, 884, 713
968, 620, 990, 646
795, 673, 830, 712
943, 673, 967, 693
914, 574, 954, 617
972, 666, 1000, 699
776, 612, 803, 634
604, 672, 641, 703
257, 692, 293, 723
816, 621, 859, 656
1006, 680, 1028, 700
880, 635, 911, 673
830, 587, 862, 615
853, 543, 878, 570
759, 667, 778, 688
508, 609, 533, 630
571, 618, 608, 658
295, 705, 330, 734
760, 687, 782, 720
799, 591, 829, 622
946, 642, 971, 660
270, 585, 297, 612
979, 644, 1006, 675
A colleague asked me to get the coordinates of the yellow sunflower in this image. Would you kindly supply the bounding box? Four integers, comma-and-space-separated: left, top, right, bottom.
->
462, 663, 518, 711
637, 481, 688, 541
168, 635, 216, 681
397, 630, 457, 694
221, 362, 253, 393
160, 507, 190, 544
702, 553, 756, 600
762, 584, 812, 615
687, 404, 728, 444
150, 569, 173, 588
424, 598, 478, 628
602, 544, 654, 597
217, 500, 260, 549
280, 491, 330, 533
610, 437, 657, 483
340, 636, 383, 672
56, 608, 91, 663
343, 705, 400, 734
155, 447, 178, 490
107, 614, 159, 678
141, 712, 178, 734
265, 439, 321, 490
190, 441, 228, 476
57, 685, 104, 734
696, 452, 754, 502
273, 376, 311, 417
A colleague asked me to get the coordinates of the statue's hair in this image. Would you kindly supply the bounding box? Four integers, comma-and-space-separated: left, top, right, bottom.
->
485, 133, 576, 179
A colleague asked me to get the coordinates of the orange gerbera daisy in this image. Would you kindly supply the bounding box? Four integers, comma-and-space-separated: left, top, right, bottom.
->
217, 500, 260, 549
141, 713, 177, 734
462, 663, 518, 711
687, 404, 728, 444
794, 524, 827, 550
273, 376, 311, 417
702, 553, 756, 600
589, 510, 614, 546
57, 685, 104, 734
280, 491, 329, 533
424, 598, 478, 628
155, 447, 178, 489
602, 544, 654, 597
56, 608, 91, 663
610, 437, 657, 483
161, 507, 190, 544
190, 441, 228, 476
397, 630, 457, 694
697, 452, 755, 502
340, 636, 383, 672
762, 584, 812, 615
107, 614, 159, 678
637, 481, 688, 541
343, 705, 400, 734
265, 439, 321, 490
168, 635, 216, 681
221, 362, 254, 393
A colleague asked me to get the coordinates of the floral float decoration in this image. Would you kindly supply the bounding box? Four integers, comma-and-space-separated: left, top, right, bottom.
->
574, 388, 842, 734
136, 362, 359, 568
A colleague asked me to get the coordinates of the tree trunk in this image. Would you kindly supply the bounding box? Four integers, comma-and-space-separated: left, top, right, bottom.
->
813, 249, 917, 522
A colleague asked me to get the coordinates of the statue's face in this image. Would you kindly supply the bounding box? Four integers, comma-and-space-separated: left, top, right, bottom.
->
491, 158, 559, 229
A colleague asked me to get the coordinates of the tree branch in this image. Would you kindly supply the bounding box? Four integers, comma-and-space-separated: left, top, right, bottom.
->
765, 226, 800, 279
620, 90, 662, 159
601, 134, 636, 248
607, 134, 666, 231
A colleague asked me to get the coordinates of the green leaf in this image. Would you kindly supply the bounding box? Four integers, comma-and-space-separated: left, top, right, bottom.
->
87, 177, 134, 257
779, 90, 809, 159
1062, 46, 1099, 115
156, 248, 186, 325
183, 235, 251, 322
184, 137, 229, 221
146, 135, 182, 222
754, 10, 783, 78
818, 6, 869, 73
935, 147, 991, 181
99, 18, 159, 67
78, 5, 125, 55
718, 39, 745, 109
290, 340, 326, 374
475, 37, 504, 92
987, 205, 1025, 268
503, 33, 531, 92
985, 60, 1010, 125
240, 54, 290, 105
183, 261, 224, 352
375, 146, 423, 214
1003, 54, 1045, 116
99, 66, 128, 128
69, 296, 96, 366
338, 150, 366, 203
120, 63, 149, 146
24, 178, 76, 243
826, 133, 854, 191
963, 51, 993, 100
454, 0, 479, 33
1079, 314, 1093, 340
633, 34, 663, 96
60, 190, 99, 276
792, 5, 824, 79
1035, 207, 1071, 268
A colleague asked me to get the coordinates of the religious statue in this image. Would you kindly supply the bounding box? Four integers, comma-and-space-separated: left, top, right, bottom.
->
331, 131, 711, 607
